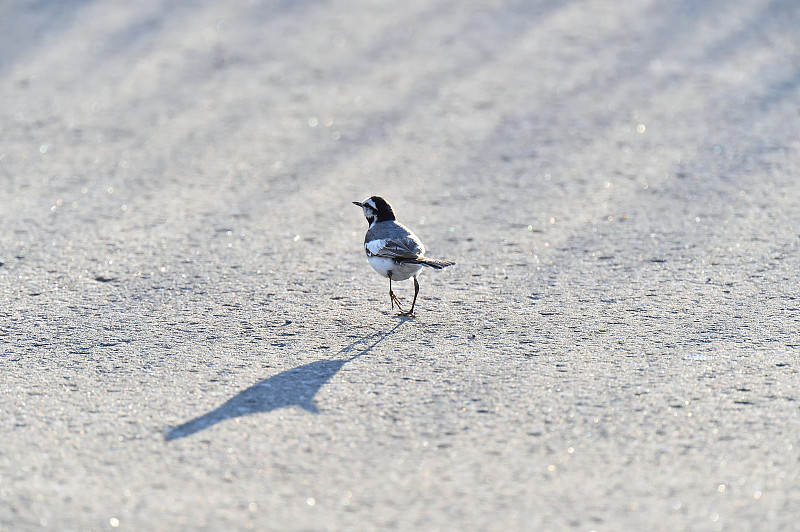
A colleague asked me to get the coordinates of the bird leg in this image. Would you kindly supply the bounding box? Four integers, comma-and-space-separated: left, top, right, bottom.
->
389, 277, 405, 312
400, 277, 419, 316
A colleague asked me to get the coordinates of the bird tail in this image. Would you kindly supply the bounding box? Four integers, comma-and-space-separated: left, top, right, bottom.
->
407, 257, 455, 270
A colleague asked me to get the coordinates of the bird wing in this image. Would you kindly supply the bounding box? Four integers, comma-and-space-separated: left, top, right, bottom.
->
366, 236, 422, 260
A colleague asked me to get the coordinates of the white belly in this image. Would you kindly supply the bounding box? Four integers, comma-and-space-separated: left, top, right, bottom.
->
367, 256, 423, 281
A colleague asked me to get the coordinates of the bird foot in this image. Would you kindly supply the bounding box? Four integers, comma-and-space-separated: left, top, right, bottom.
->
389, 291, 405, 312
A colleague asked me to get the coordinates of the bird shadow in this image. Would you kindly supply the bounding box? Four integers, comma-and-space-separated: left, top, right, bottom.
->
165, 319, 409, 441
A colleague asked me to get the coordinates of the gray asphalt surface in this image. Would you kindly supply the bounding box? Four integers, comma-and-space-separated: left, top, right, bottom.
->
2, 1, 800, 530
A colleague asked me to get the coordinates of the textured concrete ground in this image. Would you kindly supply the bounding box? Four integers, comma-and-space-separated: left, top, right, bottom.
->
2, 0, 799, 530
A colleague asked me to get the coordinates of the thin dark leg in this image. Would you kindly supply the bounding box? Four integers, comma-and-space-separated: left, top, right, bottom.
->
389, 276, 404, 312
402, 277, 419, 316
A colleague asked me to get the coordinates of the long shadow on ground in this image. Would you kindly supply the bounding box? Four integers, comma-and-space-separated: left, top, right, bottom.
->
165, 320, 407, 440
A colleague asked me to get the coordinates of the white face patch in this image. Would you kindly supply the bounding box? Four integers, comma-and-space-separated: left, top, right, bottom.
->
361, 200, 378, 226
365, 239, 387, 256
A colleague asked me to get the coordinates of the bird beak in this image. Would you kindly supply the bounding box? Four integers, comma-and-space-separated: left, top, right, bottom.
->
352, 201, 363, 207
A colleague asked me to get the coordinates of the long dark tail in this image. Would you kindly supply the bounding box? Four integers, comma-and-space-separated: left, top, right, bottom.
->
403, 257, 455, 269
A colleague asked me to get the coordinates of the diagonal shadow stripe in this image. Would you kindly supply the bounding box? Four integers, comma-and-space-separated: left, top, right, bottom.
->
165, 319, 407, 440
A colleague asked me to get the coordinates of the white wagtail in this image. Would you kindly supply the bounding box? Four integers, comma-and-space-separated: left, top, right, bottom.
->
353, 196, 455, 315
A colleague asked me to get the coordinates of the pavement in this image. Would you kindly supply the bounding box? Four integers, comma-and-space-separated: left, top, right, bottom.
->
1, 0, 799, 530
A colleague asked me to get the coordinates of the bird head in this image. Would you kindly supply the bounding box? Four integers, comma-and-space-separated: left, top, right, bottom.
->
353, 196, 396, 226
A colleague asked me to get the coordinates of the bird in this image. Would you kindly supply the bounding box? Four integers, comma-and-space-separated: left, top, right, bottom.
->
353, 196, 455, 316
